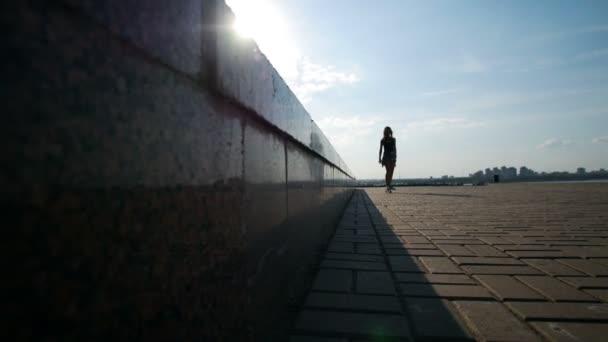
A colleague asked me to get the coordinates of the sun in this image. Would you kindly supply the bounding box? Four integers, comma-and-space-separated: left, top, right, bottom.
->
226, 0, 301, 81
228, 0, 283, 42
233, 17, 253, 38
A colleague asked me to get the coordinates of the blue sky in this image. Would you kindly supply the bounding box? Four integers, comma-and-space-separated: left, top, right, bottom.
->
227, 0, 608, 179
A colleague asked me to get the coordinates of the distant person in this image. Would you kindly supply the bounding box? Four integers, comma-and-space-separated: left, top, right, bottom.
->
379, 126, 397, 193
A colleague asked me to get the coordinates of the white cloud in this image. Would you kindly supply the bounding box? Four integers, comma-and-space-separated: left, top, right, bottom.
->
226, 0, 358, 104
420, 88, 461, 97
537, 138, 573, 149
593, 136, 608, 144
291, 58, 359, 103
316, 115, 382, 149
405, 117, 484, 131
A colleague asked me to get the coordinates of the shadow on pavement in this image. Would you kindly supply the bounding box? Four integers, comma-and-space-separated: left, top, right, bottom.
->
290, 189, 475, 341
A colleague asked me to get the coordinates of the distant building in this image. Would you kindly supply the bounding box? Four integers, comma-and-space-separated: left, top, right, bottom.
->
577, 167, 586, 175
519, 166, 536, 177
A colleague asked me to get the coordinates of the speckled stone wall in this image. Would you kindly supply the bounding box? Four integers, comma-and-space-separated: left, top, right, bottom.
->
3, 1, 354, 340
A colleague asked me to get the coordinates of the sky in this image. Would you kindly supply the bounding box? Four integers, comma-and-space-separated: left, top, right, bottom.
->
226, 0, 608, 179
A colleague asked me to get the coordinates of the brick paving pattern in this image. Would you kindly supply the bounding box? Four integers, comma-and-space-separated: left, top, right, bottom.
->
292, 184, 608, 341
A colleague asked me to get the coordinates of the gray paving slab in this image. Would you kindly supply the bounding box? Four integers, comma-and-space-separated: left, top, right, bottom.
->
324, 252, 384, 263
419, 256, 464, 273
356, 271, 396, 295
295, 310, 411, 338
321, 259, 387, 271
506, 302, 608, 321
304, 292, 401, 313
394, 273, 476, 285
290, 336, 348, 342
557, 276, 608, 289
585, 289, 608, 302
516, 276, 598, 302
452, 256, 525, 265
474, 275, 546, 301
453, 301, 542, 341
462, 265, 544, 275
437, 244, 477, 256
405, 298, 473, 340
387, 256, 425, 272
384, 248, 445, 256
355, 243, 383, 255
557, 259, 608, 276
312, 269, 353, 292
522, 258, 585, 276
531, 322, 608, 342
399, 284, 494, 299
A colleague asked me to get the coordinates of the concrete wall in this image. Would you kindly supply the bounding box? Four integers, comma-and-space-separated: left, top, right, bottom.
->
3, 1, 354, 340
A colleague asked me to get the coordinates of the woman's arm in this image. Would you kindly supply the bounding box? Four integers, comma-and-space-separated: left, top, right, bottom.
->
378, 140, 383, 163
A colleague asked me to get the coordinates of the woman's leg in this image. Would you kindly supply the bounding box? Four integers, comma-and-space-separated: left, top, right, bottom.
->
387, 162, 395, 188
385, 165, 390, 188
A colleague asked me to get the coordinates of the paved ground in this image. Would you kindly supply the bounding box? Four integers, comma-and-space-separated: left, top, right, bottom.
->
291, 183, 608, 341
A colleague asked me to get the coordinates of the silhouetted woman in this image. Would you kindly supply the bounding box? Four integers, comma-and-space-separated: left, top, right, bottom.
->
379, 126, 397, 193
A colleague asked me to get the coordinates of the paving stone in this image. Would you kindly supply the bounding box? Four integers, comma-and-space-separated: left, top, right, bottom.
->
328, 242, 354, 253
507, 250, 576, 258
388, 256, 425, 272
437, 244, 477, 256
419, 257, 463, 274
477, 236, 514, 245
290, 336, 348, 342
399, 284, 494, 299
401, 236, 430, 244
295, 310, 411, 338
531, 322, 608, 342
304, 292, 401, 313
466, 245, 509, 257
452, 256, 524, 265
400, 243, 438, 249
474, 275, 546, 301
384, 248, 445, 256
506, 302, 608, 321
495, 245, 562, 251
379, 235, 402, 244
321, 260, 387, 271
432, 239, 486, 245
405, 298, 472, 340
312, 269, 353, 292
585, 289, 608, 302
506, 237, 546, 245
462, 265, 543, 275
335, 229, 355, 237
394, 273, 476, 285
591, 258, 608, 266
355, 229, 376, 236
333, 236, 378, 243
356, 271, 396, 295
522, 259, 585, 276
356, 243, 382, 255
557, 277, 608, 289
453, 301, 541, 341
324, 252, 384, 263
558, 259, 608, 276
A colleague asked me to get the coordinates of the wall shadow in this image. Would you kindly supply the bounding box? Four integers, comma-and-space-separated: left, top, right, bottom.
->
294, 189, 476, 340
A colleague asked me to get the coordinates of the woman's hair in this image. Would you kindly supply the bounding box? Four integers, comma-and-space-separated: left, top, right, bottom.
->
384, 126, 393, 137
